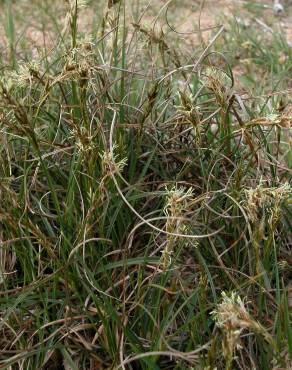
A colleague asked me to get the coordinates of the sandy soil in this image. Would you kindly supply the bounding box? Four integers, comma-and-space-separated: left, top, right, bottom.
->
136, 0, 292, 45
0, 0, 291, 58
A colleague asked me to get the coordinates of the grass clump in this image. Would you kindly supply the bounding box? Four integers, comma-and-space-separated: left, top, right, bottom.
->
0, 1, 291, 369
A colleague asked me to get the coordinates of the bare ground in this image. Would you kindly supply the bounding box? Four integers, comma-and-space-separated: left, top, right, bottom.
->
0, 0, 292, 58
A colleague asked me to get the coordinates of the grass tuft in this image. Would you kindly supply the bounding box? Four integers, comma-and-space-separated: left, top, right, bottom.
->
0, 1, 291, 369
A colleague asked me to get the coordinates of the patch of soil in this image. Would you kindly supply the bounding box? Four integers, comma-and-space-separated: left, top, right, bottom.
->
0, 0, 292, 60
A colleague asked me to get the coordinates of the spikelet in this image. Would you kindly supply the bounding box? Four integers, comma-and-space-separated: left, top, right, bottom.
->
212, 291, 275, 369
160, 186, 193, 270
62, 0, 88, 38
244, 182, 291, 225
100, 143, 127, 178
10, 62, 42, 88
201, 66, 232, 107
240, 112, 292, 130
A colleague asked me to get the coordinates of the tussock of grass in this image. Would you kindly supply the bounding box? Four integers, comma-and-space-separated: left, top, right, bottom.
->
0, 1, 291, 369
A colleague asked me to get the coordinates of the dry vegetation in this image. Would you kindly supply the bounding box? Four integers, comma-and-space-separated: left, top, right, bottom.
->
0, 0, 291, 369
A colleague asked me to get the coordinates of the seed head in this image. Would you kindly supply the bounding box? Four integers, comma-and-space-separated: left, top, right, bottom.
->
244, 182, 291, 224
